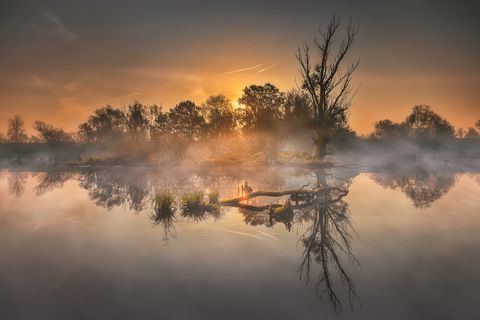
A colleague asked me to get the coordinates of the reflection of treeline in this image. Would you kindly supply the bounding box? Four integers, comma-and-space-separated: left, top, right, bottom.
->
370, 169, 456, 208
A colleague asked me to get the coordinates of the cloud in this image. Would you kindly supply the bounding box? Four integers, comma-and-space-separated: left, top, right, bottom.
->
43, 12, 79, 42
31, 76, 51, 88
110, 91, 142, 102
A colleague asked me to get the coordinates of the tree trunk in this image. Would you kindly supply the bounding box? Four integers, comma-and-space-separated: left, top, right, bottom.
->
314, 127, 327, 159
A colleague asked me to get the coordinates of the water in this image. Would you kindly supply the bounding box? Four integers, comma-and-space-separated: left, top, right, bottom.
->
0, 164, 479, 319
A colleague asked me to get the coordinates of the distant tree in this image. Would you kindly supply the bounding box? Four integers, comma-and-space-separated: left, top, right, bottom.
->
0, 132, 5, 142
7, 115, 28, 143
296, 16, 358, 158
284, 90, 312, 132
372, 119, 409, 139
78, 122, 95, 143
456, 128, 465, 138
464, 127, 479, 139
34, 121, 73, 144
201, 95, 236, 137
476, 120, 480, 131
124, 101, 149, 141
237, 83, 285, 132
149, 105, 171, 139
168, 100, 205, 140
78, 106, 126, 143
28, 135, 44, 143
403, 105, 455, 139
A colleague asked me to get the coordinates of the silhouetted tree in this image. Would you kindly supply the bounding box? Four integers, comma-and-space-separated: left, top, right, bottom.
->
149, 105, 171, 139
78, 106, 126, 143
168, 100, 205, 140
464, 127, 479, 139
284, 90, 312, 133
296, 16, 358, 158
201, 95, 236, 137
124, 101, 149, 141
34, 121, 73, 144
237, 83, 285, 132
475, 120, 480, 131
7, 115, 28, 143
372, 119, 409, 139
404, 105, 455, 139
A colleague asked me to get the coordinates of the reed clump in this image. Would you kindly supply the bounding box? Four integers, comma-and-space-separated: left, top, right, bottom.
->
181, 190, 220, 220
150, 191, 176, 225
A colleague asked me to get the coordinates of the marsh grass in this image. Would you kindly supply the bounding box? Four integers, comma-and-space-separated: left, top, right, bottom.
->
150, 191, 177, 243
150, 191, 176, 225
181, 191, 221, 221
207, 191, 219, 204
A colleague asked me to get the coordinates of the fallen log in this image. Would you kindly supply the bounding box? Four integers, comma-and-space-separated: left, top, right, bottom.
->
219, 188, 318, 205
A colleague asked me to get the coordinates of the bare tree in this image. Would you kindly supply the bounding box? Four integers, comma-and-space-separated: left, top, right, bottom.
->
296, 16, 358, 159
7, 115, 28, 143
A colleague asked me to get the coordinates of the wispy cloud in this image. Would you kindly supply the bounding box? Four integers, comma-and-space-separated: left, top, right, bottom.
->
110, 91, 142, 102
256, 63, 278, 73
43, 12, 79, 42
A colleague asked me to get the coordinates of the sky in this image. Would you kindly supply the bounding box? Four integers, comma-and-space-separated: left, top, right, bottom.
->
0, 0, 479, 135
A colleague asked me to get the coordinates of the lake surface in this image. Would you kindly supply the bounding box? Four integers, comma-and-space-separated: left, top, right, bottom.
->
1, 163, 479, 319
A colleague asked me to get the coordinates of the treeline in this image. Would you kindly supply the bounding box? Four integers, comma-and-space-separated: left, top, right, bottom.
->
1, 88, 478, 147
0, 83, 337, 145
370, 105, 480, 140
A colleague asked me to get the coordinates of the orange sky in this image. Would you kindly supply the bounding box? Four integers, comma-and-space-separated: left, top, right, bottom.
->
0, 1, 479, 135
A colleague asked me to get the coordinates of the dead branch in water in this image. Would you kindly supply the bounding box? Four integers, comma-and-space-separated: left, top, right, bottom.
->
222, 199, 323, 212
219, 189, 318, 205
219, 186, 348, 207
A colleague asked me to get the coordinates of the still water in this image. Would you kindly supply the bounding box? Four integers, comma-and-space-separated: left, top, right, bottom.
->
0, 164, 479, 319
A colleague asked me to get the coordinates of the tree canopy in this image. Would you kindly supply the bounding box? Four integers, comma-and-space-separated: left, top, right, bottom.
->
7, 115, 28, 143
237, 83, 285, 132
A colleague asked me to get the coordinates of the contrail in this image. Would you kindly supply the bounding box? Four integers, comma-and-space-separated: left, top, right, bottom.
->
43, 12, 79, 42
219, 64, 264, 75
256, 63, 278, 73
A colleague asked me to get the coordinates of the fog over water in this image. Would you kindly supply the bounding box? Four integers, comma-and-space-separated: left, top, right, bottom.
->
0, 157, 479, 319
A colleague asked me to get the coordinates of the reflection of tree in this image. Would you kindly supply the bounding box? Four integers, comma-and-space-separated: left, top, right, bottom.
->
220, 171, 359, 311
3, 166, 360, 311
241, 205, 293, 231
149, 192, 177, 244
33, 171, 75, 195
296, 171, 358, 312
7, 172, 27, 197
78, 170, 149, 212
371, 169, 455, 208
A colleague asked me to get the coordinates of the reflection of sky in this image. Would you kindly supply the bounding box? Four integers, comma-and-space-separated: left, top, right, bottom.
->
0, 172, 479, 319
